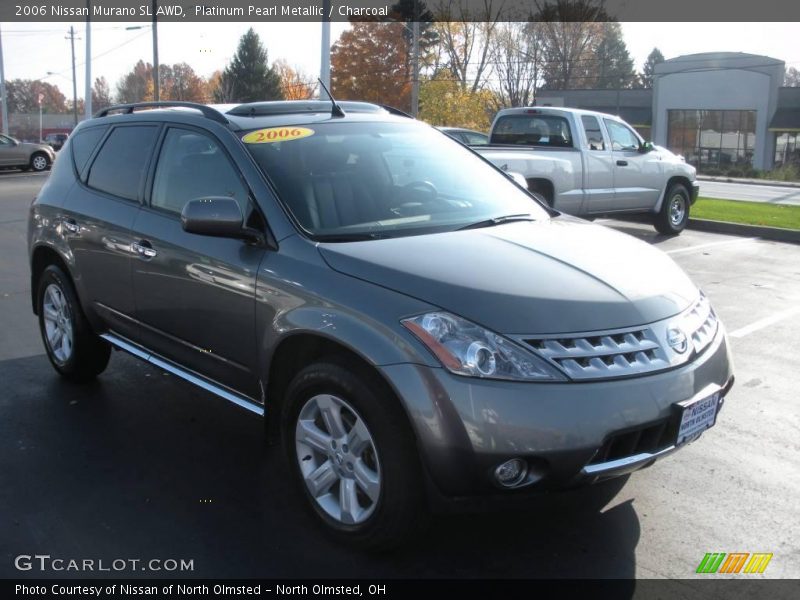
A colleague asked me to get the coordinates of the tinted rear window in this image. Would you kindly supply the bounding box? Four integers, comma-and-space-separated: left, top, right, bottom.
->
87, 126, 159, 201
492, 115, 573, 147
71, 126, 107, 173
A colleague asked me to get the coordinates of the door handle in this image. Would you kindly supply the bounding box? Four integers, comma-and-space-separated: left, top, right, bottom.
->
616, 160, 628, 166
131, 240, 157, 259
62, 217, 79, 234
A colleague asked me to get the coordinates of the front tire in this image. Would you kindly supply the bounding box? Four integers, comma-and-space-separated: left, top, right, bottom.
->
654, 183, 690, 235
30, 153, 50, 172
282, 360, 427, 550
37, 265, 110, 382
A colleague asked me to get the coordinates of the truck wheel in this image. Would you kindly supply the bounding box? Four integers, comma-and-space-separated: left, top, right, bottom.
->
282, 360, 427, 550
654, 183, 690, 235
37, 265, 111, 382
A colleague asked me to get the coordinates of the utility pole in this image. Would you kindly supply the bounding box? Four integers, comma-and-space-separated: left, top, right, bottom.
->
0, 25, 8, 135
84, 0, 92, 118
67, 26, 79, 127
320, 0, 331, 95
411, 20, 420, 117
152, 0, 159, 101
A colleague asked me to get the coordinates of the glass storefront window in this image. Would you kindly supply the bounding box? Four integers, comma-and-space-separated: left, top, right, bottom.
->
774, 132, 799, 167
667, 109, 757, 171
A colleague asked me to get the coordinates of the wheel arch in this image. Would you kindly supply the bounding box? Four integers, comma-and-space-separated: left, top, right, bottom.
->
655, 176, 693, 213
30, 245, 71, 315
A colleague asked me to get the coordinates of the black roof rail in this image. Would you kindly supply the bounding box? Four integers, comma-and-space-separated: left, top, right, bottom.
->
93, 101, 229, 125
226, 100, 386, 117
379, 105, 413, 118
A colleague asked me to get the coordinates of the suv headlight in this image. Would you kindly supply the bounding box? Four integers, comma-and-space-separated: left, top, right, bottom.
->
401, 312, 565, 381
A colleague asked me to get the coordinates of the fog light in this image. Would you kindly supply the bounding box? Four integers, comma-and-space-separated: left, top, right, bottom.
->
494, 458, 528, 487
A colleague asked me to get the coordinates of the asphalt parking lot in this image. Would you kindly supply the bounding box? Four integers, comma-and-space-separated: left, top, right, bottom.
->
1, 171, 798, 582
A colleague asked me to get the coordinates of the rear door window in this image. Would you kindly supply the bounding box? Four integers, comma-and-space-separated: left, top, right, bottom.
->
87, 126, 159, 201
71, 126, 108, 174
491, 115, 573, 147
581, 116, 606, 151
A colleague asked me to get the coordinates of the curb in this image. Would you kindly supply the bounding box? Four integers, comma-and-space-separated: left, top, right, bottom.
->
697, 175, 800, 189
687, 218, 800, 244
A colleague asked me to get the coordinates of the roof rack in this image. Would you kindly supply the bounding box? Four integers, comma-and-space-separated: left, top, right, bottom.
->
93, 101, 229, 125
226, 100, 386, 117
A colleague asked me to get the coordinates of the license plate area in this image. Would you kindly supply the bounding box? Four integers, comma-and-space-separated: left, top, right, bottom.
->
676, 390, 721, 446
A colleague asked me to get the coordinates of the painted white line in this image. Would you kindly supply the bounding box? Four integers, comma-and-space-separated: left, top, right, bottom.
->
729, 306, 800, 339
666, 237, 759, 255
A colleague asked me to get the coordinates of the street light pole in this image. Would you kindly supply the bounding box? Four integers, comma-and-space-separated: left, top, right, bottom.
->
0, 25, 9, 135
320, 0, 331, 95
152, 0, 159, 101
85, 0, 92, 119
67, 26, 78, 127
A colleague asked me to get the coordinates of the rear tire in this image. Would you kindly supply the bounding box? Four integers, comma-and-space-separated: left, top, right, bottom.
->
37, 265, 110, 382
282, 360, 428, 550
654, 183, 690, 235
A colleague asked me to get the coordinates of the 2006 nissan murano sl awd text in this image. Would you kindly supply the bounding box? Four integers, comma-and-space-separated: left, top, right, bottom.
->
28, 99, 734, 549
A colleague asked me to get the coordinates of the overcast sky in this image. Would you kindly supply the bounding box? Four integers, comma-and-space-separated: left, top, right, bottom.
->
1, 21, 797, 100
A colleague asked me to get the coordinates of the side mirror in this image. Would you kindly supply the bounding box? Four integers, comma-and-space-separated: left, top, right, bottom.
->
506, 171, 529, 189
639, 141, 654, 154
181, 197, 245, 238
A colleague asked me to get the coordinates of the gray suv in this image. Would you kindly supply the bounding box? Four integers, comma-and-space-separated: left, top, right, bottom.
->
28, 101, 734, 549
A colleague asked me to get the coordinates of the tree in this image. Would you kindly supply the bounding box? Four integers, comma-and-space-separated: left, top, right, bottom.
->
640, 47, 665, 88
418, 71, 495, 130
162, 63, 207, 102
536, 0, 609, 89
390, 0, 441, 75
91, 76, 112, 111
220, 28, 283, 102
331, 22, 412, 111
5, 79, 67, 113
489, 21, 544, 108
273, 60, 314, 100
208, 70, 234, 103
785, 66, 800, 87
593, 22, 637, 89
115, 60, 153, 103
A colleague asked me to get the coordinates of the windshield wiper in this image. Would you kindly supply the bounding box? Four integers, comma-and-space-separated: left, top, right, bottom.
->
315, 232, 394, 242
456, 213, 537, 231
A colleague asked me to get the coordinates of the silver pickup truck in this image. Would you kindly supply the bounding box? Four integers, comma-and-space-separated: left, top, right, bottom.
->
473, 107, 699, 235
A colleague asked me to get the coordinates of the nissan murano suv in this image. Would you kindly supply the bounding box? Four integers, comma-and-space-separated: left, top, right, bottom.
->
28, 100, 734, 548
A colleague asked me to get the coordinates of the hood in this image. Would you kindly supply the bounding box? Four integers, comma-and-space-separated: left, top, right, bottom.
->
22, 142, 54, 154
318, 217, 699, 334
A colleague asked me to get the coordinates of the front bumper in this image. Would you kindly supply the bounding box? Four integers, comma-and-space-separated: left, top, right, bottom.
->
380, 324, 733, 500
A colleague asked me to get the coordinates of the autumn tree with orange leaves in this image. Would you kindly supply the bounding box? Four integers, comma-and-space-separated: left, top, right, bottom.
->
274, 60, 315, 100
331, 21, 411, 112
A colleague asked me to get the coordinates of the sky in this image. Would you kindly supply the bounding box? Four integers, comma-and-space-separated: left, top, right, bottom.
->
0, 21, 798, 101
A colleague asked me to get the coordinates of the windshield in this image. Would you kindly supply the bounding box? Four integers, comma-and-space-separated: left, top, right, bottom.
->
241, 120, 550, 240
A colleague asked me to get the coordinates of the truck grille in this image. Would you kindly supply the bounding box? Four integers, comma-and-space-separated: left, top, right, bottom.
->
519, 295, 719, 381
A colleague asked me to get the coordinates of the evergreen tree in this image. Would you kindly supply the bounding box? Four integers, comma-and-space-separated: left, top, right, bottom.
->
221, 28, 283, 103
641, 47, 665, 88
593, 22, 637, 89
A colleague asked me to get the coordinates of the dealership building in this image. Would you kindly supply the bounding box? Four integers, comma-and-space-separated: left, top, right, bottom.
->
536, 52, 800, 172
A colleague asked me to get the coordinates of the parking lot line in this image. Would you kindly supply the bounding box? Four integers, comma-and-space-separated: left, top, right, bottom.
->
729, 306, 800, 338
666, 237, 759, 255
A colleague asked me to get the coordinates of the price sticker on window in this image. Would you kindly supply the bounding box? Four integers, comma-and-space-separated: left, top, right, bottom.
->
242, 127, 315, 144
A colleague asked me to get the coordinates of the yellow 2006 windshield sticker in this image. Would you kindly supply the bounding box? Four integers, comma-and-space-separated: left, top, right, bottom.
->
242, 127, 314, 144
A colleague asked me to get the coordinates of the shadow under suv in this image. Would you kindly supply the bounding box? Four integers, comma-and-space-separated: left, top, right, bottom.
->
28, 100, 734, 549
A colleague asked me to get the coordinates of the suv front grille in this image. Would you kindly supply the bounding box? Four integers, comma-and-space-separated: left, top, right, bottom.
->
519, 295, 720, 381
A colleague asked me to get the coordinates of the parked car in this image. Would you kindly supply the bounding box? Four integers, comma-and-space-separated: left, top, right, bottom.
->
437, 126, 489, 145
28, 100, 733, 549
44, 132, 70, 151
472, 107, 699, 235
0, 133, 55, 171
